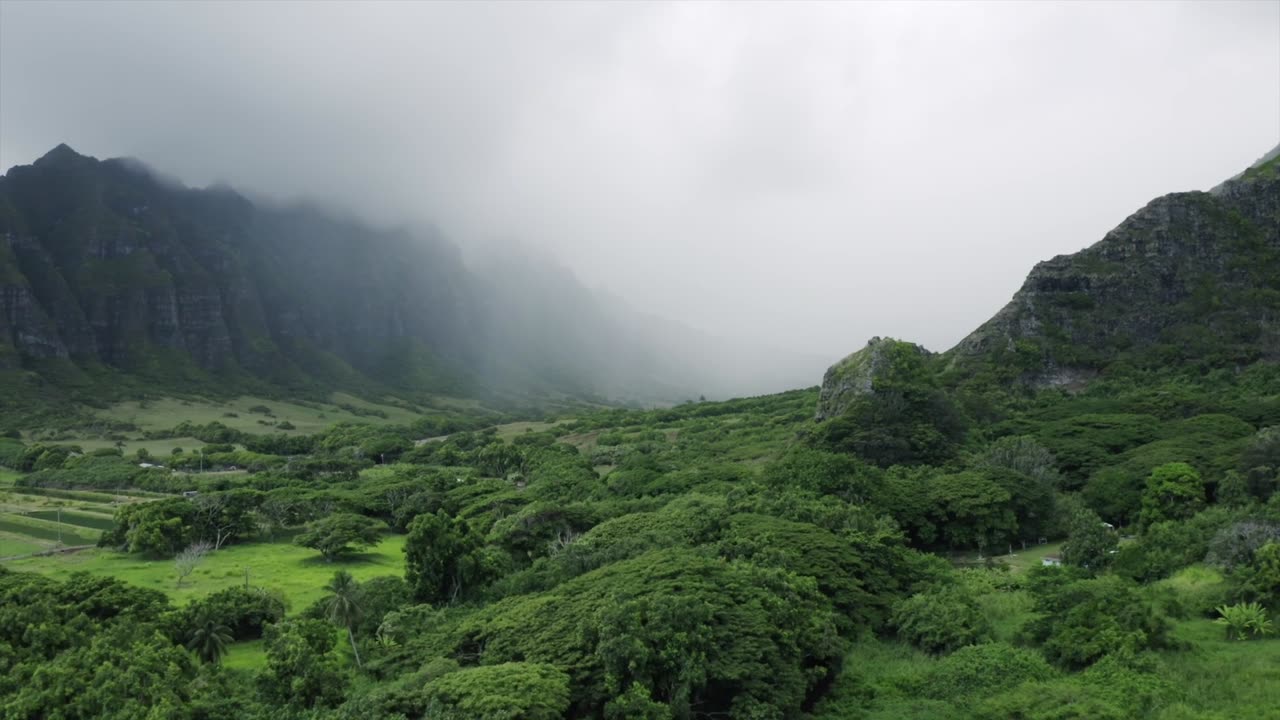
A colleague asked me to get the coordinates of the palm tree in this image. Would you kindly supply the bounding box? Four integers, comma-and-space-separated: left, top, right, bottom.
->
187, 617, 234, 665
324, 570, 364, 668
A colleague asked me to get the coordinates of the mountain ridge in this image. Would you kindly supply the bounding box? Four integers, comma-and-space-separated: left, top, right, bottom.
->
0, 144, 825, 419
817, 144, 1280, 419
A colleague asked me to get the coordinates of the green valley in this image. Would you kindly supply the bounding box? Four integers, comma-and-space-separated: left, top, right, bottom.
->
1, 59, 1279, 720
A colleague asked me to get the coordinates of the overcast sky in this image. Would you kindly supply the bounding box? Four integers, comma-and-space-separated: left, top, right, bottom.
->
2, 1, 1278, 363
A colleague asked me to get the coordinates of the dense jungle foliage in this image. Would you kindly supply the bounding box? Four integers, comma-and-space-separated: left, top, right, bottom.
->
2, 354, 1279, 719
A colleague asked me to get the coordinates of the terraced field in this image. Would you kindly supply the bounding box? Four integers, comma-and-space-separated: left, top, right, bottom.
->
0, 481, 129, 558
0, 515, 99, 547
25, 509, 116, 531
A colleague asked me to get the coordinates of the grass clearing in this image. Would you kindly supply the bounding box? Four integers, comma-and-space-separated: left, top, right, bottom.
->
813, 638, 949, 719
494, 420, 559, 441
1163, 617, 1280, 715
7, 533, 407, 611
222, 638, 268, 671
956, 541, 1065, 574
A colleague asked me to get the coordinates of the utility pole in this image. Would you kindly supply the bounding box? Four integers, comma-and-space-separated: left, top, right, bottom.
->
57, 506, 62, 546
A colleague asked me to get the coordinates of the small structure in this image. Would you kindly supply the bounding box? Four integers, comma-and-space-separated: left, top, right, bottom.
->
1042, 554, 1063, 567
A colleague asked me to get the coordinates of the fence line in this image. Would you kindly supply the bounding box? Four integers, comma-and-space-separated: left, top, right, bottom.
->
0, 543, 95, 563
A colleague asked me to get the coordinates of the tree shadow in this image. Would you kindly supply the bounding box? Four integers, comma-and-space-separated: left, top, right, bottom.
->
296, 549, 390, 567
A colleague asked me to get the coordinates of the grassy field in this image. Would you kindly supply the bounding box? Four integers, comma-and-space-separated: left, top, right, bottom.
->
952, 541, 1064, 573
6, 534, 408, 611
1163, 616, 1280, 715
0, 533, 47, 558
14, 392, 442, 454
73, 436, 210, 457
493, 420, 560, 441
91, 393, 423, 438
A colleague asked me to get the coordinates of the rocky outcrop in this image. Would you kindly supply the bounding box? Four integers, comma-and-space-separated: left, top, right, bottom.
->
816, 337, 931, 420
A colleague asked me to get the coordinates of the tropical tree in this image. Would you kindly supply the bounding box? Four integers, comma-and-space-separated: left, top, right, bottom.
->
295, 513, 385, 561
1231, 541, 1280, 607
421, 662, 571, 720
1024, 571, 1173, 669
1214, 602, 1275, 641
258, 619, 348, 708
324, 570, 363, 668
404, 510, 491, 605
1138, 462, 1205, 528
1239, 426, 1280, 501
187, 616, 234, 665
925, 470, 1017, 552
1061, 500, 1118, 572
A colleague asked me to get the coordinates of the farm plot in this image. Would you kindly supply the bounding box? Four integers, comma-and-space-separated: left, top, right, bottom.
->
0, 515, 99, 546
0, 484, 125, 558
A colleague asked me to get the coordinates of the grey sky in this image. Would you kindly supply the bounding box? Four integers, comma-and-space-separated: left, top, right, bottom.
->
2, 0, 1278, 366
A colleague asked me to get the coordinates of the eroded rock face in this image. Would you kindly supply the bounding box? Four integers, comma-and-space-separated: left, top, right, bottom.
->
815, 337, 931, 420
0, 144, 480, 391
946, 145, 1280, 387
0, 281, 67, 363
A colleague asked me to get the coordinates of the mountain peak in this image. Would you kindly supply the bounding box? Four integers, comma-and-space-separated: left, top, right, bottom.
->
33, 143, 91, 167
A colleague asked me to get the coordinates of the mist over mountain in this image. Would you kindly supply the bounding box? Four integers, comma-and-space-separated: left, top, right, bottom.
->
0, 145, 820, 408
3, 2, 1277, 369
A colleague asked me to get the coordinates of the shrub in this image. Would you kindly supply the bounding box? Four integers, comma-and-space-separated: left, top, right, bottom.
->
923, 643, 1055, 699
1213, 601, 1274, 640
891, 585, 992, 653
172, 586, 287, 641
1023, 570, 1174, 669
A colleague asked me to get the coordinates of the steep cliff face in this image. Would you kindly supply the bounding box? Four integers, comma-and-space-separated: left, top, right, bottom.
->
1, 144, 768, 407
0, 145, 480, 396
946, 146, 1280, 387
